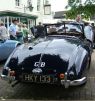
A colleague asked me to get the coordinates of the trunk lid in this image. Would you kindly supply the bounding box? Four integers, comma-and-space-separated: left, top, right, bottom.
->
8, 38, 81, 74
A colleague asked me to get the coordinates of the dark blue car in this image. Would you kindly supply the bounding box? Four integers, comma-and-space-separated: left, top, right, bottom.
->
1, 22, 92, 88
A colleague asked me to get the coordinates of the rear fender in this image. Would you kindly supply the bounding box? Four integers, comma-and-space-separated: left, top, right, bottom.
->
74, 48, 88, 77
68, 46, 88, 77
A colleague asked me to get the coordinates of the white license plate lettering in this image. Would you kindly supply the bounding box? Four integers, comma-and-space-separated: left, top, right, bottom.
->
41, 75, 47, 83
25, 75, 33, 81
23, 74, 52, 83
34, 75, 37, 82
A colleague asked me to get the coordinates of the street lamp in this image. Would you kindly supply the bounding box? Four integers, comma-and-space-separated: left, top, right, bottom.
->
24, 4, 33, 13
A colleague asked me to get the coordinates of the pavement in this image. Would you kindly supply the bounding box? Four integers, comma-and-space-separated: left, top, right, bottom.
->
0, 51, 95, 100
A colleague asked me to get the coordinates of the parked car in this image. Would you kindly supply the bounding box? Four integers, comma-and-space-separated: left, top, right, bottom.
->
0, 39, 21, 61
1, 22, 92, 88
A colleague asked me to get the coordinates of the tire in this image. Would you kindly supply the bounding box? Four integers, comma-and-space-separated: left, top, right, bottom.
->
88, 55, 91, 69
80, 56, 90, 86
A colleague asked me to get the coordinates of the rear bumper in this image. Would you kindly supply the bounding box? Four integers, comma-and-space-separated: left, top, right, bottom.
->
1, 74, 87, 88
60, 72, 87, 88
60, 77, 87, 88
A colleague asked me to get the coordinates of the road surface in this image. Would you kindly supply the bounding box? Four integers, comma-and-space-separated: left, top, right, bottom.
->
0, 51, 95, 100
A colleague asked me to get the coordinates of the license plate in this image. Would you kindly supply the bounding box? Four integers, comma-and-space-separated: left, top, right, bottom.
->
21, 74, 54, 83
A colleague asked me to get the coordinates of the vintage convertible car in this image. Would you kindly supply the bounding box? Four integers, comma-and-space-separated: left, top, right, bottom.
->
1, 22, 92, 88
0, 39, 21, 61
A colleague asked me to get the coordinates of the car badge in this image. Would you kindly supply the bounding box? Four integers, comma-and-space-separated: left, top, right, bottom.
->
32, 68, 42, 74
34, 62, 45, 68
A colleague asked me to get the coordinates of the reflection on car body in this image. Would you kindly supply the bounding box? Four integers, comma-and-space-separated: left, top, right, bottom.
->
0, 39, 21, 61
1, 22, 92, 88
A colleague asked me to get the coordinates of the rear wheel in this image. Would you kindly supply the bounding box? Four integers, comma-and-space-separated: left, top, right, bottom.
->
80, 56, 91, 86
87, 55, 91, 69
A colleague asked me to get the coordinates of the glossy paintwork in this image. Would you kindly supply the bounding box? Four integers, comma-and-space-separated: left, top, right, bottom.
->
3, 35, 90, 81
0, 39, 20, 61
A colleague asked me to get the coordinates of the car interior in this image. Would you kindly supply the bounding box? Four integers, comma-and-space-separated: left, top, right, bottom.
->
46, 23, 83, 38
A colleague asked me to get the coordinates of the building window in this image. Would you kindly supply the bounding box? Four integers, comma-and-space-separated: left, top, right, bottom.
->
44, 0, 49, 5
37, 0, 40, 11
15, 0, 20, 6
44, 5, 51, 15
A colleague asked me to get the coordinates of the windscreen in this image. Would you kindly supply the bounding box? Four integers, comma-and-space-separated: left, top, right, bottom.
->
45, 23, 83, 37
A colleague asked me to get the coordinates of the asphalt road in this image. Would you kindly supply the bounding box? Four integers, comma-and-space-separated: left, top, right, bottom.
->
0, 51, 95, 100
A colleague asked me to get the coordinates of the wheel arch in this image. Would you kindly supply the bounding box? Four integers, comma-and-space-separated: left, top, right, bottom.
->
74, 48, 90, 78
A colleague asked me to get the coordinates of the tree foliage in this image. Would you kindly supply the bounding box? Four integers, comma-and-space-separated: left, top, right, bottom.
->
66, 0, 95, 19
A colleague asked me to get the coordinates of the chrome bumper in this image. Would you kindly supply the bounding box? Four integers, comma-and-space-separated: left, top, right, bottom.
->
60, 73, 87, 88
1, 73, 87, 88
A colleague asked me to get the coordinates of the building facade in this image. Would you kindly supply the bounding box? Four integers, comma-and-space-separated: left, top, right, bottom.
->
36, 0, 53, 24
0, 0, 38, 29
0, 0, 53, 29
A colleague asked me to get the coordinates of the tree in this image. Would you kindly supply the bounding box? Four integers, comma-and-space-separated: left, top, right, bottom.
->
66, 0, 95, 19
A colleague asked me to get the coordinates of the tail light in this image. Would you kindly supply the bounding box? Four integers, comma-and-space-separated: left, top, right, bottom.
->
59, 73, 64, 79
9, 70, 16, 76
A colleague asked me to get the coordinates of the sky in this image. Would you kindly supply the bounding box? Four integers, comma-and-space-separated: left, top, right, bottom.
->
49, 0, 68, 11
49, 0, 86, 11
